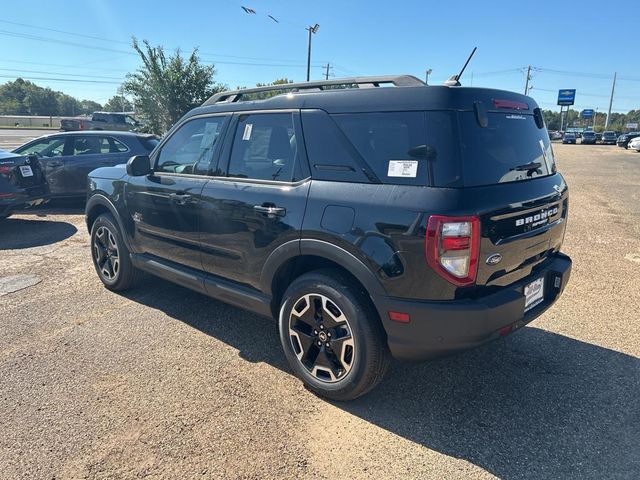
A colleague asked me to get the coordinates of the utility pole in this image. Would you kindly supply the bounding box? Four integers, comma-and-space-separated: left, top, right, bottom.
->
324, 63, 331, 80
605, 72, 617, 128
425, 68, 432, 85
305, 24, 320, 82
524, 65, 532, 95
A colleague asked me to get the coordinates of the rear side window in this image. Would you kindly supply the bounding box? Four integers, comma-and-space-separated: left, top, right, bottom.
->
334, 112, 428, 186
332, 111, 462, 187
459, 112, 555, 186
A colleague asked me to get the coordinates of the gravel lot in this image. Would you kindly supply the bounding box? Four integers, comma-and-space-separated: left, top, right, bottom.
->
1, 144, 639, 479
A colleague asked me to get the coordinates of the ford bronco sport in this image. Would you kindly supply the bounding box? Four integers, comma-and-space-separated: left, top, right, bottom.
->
85, 75, 572, 400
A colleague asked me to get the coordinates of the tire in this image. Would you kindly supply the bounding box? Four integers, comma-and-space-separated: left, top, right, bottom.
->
278, 269, 390, 401
90, 213, 142, 291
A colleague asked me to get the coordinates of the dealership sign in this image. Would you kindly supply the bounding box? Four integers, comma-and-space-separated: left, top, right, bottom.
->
581, 109, 594, 118
557, 89, 576, 106
626, 122, 639, 129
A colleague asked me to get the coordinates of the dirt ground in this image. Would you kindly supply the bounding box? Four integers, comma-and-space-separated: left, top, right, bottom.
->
1, 144, 639, 479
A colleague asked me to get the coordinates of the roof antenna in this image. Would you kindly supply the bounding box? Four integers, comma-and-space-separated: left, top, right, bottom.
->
444, 47, 477, 86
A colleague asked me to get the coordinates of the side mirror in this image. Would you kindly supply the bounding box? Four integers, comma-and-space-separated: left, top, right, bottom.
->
126, 155, 151, 176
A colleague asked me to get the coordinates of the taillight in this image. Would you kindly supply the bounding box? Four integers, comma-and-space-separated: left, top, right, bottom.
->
425, 215, 480, 286
0, 166, 12, 174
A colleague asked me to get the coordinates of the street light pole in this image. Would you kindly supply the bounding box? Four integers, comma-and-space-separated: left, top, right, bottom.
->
306, 24, 320, 82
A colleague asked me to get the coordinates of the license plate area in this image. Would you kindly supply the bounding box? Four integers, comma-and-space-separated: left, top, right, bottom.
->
19, 165, 33, 177
524, 277, 544, 312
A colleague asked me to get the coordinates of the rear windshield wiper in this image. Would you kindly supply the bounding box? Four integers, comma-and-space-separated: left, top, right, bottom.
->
510, 161, 542, 176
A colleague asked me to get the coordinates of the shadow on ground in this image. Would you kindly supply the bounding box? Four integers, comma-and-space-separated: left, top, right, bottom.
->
0, 217, 78, 249
123, 276, 640, 480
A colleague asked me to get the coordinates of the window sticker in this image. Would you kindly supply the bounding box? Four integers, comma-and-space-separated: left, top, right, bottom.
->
242, 123, 253, 141
200, 122, 219, 149
388, 160, 418, 178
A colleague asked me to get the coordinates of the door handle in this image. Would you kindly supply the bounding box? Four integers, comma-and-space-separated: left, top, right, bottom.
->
169, 193, 193, 205
254, 204, 286, 217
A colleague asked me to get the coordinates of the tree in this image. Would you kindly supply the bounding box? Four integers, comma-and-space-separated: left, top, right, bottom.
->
25, 86, 59, 115
122, 38, 225, 133
58, 94, 80, 116
104, 95, 133, 112
79, 100, 102, 115
251, 78, 294, 99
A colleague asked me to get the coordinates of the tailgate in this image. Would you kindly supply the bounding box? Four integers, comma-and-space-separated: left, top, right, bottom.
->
473, 176, 569, 287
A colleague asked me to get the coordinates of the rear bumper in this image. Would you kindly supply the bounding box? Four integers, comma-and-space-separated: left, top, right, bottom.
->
375, 253, 572, 361
0, 189, 49, 215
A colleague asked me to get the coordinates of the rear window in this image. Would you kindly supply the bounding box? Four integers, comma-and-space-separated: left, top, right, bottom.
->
139, 136, 160, 152
459, 112, 555, 186
329, 110, 554, 187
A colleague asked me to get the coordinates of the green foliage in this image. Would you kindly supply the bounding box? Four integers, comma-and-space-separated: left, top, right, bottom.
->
0, 78, 102, 116
103, 95, 133, 112
122, 38, 225, 134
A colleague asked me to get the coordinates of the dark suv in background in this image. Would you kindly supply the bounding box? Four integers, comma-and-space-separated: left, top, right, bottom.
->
580, 131, 597, 144
86, 76, 572, 400
602, 131, 618, 145
617, 132, 640, 148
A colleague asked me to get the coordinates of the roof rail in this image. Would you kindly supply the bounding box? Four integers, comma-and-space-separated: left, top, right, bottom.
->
203, 75, 425, 105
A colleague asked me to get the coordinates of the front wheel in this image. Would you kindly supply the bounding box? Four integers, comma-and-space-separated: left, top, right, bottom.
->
90, 213, 142, 291
278, 269, 390, 401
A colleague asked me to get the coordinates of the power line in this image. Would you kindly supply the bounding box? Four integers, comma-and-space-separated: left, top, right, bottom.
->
0, 67, 124, 81
0, 19, 131, 45
0, 21, 328, 66
0, 74, 120, 84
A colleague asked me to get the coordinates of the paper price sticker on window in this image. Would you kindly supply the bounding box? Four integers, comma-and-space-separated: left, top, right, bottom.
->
242, 123, 253, 141
387, 160, 418, 178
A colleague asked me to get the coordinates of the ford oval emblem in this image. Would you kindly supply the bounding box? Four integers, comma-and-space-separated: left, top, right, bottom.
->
486, 253, 502, 266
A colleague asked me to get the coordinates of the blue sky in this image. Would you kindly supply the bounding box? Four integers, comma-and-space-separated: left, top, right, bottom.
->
1, 0, 638, 112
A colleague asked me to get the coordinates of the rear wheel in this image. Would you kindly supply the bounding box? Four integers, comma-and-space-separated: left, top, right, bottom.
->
278, 269, 390, 401
90, 213, 142, 291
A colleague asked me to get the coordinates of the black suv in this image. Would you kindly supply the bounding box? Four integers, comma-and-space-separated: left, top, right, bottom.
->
617, 132, 640, 148
86, 76, 572, 400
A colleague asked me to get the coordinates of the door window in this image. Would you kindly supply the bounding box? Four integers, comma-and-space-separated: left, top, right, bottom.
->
156, 116, 227, 175
14, 137, 66, 158
227, 113, 301, 182
72, 136, 115, 155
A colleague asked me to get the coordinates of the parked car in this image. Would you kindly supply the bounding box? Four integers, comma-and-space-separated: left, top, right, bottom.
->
0, 150, 49, 219
602, 131, 618, 145
628, 137, 640, 152
86, 76, 572, 400
562, 132, 577, 144
616, 132, 640, 148
60, 112, 141, 132
549, 130, 563, 140
581, 131, 597, 144
13, 131, 159, 198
